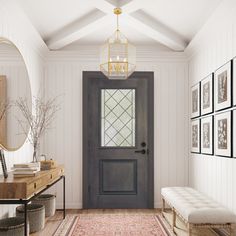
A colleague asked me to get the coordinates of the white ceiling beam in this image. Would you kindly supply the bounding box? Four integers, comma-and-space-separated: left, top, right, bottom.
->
47, 10, 112, 50
92, 0, 186, 51
92, 0, 142, 14
124, 11, 187, 51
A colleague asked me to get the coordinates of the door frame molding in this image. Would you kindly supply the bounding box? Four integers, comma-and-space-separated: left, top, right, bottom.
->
83, 71, 154, 208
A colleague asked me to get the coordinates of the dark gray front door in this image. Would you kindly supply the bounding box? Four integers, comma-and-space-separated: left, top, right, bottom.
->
83, 71, 154, 208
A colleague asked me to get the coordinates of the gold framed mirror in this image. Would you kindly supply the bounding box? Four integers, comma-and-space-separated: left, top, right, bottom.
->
0, 38, 32, 151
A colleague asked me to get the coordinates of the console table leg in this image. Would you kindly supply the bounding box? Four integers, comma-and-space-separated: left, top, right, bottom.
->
63, 175, 66, 219
24, 202, 27, 236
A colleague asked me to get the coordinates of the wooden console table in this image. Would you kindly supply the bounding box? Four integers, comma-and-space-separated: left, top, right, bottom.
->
0, 165, 65, 236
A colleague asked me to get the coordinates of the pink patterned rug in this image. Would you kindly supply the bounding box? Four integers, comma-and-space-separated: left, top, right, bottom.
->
53, 214, 172, 236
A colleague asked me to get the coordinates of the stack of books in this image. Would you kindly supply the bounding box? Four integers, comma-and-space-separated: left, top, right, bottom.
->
12, 163, 40, 178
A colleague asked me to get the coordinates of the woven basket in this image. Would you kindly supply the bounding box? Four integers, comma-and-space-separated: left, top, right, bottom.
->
0, 217, 27, 236
16, 204, 45, 233
32, 194, 56, 217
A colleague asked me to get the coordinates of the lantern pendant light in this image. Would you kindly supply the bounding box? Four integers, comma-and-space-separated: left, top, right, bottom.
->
100, 8, 136, 79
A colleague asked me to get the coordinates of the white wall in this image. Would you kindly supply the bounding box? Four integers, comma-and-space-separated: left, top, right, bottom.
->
0, 0, 47, 218
187, 0, 236, 213
42, 47, 189, 208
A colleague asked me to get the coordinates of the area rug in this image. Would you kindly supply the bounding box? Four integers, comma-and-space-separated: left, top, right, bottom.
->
53, 214, 173, 236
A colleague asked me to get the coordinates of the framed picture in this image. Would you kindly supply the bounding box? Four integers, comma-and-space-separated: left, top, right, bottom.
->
233, 110, 236, 157
191, 83, 200, 118
201, 74, 213, 115
201, 116, 213, 155
214, 110, 232, 157
214, 61, 232, 111
191, 119, 200, 153
233, 58, 236, 106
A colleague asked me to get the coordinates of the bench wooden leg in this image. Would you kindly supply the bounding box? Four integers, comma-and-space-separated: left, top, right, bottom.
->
172, 208, 176, 232
162, 198, 165, 217
187, 223, 192, 236
229, 224, 233, 236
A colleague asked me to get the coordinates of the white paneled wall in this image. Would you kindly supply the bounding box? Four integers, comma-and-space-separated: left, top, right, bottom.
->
0, 1, 47, 218
43, 50, 189, 208
187, 0, 236, 213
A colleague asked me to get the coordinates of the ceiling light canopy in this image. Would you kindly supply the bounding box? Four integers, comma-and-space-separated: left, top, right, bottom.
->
100, 7, 136, 80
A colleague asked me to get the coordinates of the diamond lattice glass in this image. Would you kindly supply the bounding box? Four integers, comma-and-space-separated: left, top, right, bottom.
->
101, 89, 135, 147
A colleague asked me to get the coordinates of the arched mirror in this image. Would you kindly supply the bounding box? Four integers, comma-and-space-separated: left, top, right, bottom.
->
0, 38, 32, 151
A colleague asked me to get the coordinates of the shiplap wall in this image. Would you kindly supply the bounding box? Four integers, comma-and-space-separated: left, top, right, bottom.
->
187, 0, 236, 213
42, 49, 189, 208
0, 1, 47, 218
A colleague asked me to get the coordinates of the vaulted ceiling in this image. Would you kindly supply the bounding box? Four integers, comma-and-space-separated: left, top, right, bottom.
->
16, 0, 222, 51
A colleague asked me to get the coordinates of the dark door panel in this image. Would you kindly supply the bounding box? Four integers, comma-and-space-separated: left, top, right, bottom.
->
83, 71, 154, 209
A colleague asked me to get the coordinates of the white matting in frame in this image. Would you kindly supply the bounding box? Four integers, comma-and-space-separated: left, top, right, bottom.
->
233, 58, 236, 106
201, 115, 213, 155
214, 110, 232, 157
201, 74, 213, 115
191, 83, 200, 118
191, 119, 200, 153
214, 61, 232, 111
233, 110, 236, 157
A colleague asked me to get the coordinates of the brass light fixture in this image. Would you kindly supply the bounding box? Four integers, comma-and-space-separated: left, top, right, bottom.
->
100, 7, 136, 79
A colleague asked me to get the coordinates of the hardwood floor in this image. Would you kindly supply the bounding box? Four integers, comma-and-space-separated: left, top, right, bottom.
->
30, 209, 161, 236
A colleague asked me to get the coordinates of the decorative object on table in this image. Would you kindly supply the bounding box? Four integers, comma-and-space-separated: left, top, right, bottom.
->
16, 95, 60, 162
214, 61, 232, 111
16, 204, 45, 233
191, 119, 200, 153
191, 82, 200, 118
201, 116, 213, 155
32, 194, 56, 217
39, 154, 57, 170
201, 73, 214, 116
100, 7, 136, 80
0, 150, 8, 178
214, 110, 232, 157
12, 162, 40, 178
0, 217, 28, 236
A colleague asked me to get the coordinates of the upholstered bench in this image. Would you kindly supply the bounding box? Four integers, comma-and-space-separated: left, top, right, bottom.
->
161, 187, 236, 236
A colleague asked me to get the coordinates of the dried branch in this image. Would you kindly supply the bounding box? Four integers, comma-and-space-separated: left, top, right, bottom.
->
15, 96, 60, 162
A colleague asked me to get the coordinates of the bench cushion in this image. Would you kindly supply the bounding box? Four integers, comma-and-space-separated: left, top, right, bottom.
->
161, 187, 236, 224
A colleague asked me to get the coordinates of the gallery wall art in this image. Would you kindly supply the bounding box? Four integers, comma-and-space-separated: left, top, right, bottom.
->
191, 58, 236, 158
201, 74, 213, 116
201, 116, 213, 155
214, 61, 232, 111
214, 111, 232, 157
191, 119, 200, 153
191, 83, 200, 118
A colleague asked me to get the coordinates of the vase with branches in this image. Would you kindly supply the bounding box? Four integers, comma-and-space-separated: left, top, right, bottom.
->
16, 96, 60, 162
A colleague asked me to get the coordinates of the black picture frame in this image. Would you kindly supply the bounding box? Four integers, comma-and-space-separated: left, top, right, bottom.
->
214, 60, 232, 112
191, 119, 201, 153
201, 73, 214, 116
201, 115, 214, 155
191, 82, 201, 119
214, 110, 232, 158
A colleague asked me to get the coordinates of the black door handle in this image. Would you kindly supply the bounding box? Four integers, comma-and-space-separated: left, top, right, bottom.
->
135, 149, 146, 154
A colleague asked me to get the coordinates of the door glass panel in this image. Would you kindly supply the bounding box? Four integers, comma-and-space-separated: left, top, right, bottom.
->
101, 89, 135, 147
